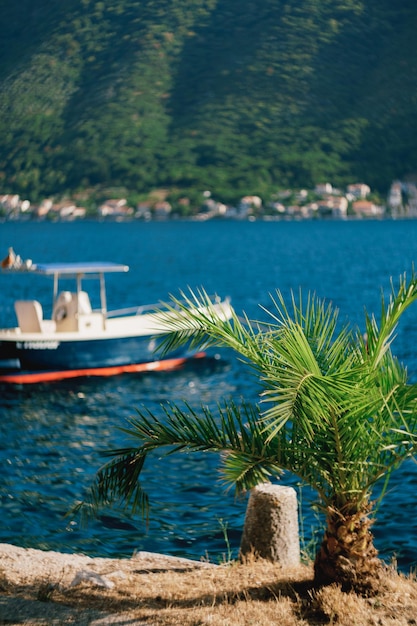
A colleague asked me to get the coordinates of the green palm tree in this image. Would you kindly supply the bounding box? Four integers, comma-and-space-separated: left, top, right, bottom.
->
85, 271, 417, 593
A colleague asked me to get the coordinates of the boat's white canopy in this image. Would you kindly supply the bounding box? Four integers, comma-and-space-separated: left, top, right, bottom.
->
32, 262, 129, 276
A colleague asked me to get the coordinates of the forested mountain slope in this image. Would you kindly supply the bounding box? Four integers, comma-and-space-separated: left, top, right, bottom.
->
1, 0, 416, 201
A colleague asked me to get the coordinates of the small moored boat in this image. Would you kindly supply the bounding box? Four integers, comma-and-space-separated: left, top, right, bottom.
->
0, 253, 232, 384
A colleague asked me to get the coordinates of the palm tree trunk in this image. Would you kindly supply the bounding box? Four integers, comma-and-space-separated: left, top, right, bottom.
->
314, 504, 383, 594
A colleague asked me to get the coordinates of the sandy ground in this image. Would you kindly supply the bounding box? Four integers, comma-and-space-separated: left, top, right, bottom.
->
0, 542, 215, 625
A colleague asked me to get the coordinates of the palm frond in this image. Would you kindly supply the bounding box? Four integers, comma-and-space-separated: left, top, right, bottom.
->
80, 448, 149, 521
365, 270, 417, 367
81, 400, 287, 515
154, 289, 257, 358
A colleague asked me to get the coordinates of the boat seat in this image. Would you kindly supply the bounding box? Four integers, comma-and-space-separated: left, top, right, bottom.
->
14, 300, 56, 334
53, 291, 92, 320
52, 291, 93, 332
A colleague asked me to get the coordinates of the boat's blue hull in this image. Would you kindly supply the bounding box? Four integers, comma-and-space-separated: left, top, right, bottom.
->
3, 335, 170, 370
0, 334, 199, 383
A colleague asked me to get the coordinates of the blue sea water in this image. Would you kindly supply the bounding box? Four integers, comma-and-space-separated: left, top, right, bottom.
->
1, 218, 417, 570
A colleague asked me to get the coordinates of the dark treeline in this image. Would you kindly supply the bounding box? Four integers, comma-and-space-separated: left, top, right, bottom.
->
1, 0, 416, 204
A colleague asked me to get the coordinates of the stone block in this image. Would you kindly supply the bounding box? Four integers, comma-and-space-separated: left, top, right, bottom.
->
240, 483, 300, 566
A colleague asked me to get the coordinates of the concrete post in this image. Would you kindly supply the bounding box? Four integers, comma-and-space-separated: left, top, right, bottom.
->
240, 483, 300, 566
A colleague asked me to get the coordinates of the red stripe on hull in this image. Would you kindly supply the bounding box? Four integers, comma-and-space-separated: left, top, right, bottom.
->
0, 352, 206, 384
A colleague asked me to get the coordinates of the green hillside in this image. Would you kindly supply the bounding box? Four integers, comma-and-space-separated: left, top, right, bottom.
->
1, 0, 416, 202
